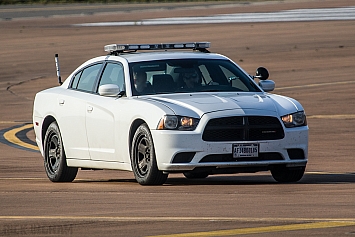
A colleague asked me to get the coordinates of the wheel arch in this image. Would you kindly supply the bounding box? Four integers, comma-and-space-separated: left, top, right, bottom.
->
128, 119, 146, 154
41, 115, 56, 147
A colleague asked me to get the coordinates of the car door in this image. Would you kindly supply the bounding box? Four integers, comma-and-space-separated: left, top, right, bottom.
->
85, 62, 125, 162
57, 63, 103, 160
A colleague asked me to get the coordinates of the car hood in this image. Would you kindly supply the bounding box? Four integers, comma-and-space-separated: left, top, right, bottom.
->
143, 92, 303, 118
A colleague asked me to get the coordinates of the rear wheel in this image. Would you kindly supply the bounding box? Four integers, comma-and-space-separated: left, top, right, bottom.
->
131, 124, 168, 185
43, 121, 78, 182
271, 166, 305, 183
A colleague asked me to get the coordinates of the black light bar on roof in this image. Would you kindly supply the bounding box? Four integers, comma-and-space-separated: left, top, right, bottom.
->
104, 42, 210, 54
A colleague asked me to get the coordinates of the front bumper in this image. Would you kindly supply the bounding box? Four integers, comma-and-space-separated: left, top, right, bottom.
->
151, 125, 308, 172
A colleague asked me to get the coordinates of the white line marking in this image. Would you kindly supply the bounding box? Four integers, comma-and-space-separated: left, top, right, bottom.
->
307, 115, 355, 119
73, 7, 355, 27
277, 80, 355, 90
0, 121, 30, 124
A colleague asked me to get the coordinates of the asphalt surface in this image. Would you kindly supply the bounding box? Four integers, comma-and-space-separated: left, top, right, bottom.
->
1, 0, 355, 236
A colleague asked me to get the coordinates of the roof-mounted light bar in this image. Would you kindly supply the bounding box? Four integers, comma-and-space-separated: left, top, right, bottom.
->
104, 42, 210, 55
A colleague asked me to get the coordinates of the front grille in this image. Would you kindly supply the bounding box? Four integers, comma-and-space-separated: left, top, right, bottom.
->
202, 116, 284, 141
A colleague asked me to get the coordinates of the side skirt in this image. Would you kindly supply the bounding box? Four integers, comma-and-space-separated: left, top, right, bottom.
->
66, 158, 132, 171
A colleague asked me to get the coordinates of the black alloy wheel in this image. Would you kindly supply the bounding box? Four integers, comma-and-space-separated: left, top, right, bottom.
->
131, 124, 167, 185
44, 121, 78, 182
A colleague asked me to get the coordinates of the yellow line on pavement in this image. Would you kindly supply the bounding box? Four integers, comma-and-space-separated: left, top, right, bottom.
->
0, 216, 354, 236
149, 221, 355, 237
3, 124, 39, 151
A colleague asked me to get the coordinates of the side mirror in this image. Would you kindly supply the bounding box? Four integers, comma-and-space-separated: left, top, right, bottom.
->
98, 84, 120, 97
259, 80, 275, 92
255, 67, 269, 80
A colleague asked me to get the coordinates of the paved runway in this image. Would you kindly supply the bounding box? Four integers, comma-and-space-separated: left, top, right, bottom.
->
1, 0, 355, 236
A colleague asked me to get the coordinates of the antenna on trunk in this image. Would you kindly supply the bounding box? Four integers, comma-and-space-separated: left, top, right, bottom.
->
55, 54, 62, 85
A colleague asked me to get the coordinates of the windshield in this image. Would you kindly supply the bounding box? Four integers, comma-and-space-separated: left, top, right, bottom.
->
129, 59, 261, 96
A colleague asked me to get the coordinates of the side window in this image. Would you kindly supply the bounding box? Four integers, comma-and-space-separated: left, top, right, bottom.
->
98, 63, 125, 91
71, 71, 82, 89
76, 63, 102, 92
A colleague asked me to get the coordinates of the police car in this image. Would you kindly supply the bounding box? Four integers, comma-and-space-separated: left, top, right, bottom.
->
33, 42, 308, 185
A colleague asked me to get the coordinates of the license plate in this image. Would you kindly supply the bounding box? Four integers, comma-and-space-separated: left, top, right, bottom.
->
233, 143, 259, 158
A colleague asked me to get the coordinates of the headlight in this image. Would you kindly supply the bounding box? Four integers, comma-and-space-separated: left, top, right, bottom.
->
281, 111, 307, 128
157, 115, 200, 131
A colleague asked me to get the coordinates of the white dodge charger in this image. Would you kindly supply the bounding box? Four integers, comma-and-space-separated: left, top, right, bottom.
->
33, 42, 308, 185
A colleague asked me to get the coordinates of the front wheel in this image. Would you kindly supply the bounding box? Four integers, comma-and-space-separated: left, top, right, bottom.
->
131, 124, 168, 185
43, 121, 78, 182
270, 166, 305, 183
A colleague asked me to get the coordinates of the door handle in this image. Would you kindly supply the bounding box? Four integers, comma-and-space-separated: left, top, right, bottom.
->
87, 106, 93, 112
58, 99, 65, 105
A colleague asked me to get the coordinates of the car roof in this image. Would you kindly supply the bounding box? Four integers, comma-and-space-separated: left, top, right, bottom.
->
71, 51, 230, 76
107, 51, 229, 63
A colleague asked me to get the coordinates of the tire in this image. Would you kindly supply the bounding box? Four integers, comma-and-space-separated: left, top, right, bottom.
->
271, 165, 305, 183
43, 121, 78, 182
183, 172, 209, 179
131, 124, 168, 185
